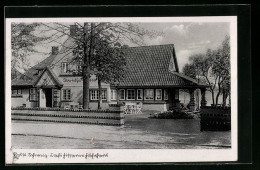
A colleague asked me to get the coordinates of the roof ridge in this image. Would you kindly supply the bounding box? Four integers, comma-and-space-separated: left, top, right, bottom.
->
33, 54, 56, 68
128, 44, 174, 49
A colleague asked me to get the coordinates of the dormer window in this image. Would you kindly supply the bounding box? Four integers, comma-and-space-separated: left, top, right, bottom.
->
34, 69, 41, 75
76, 65, 82, 72
61, 62, 69, 73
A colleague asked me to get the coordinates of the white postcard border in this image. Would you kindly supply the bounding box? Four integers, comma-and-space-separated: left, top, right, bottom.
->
5, 16, 237, 164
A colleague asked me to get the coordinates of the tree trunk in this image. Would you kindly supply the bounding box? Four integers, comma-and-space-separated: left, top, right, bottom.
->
211, 89, 215, 106
216, 91, 220, 105
82, 67, 90, 109
229, 91, 231, 106
82, 22, 91, 109
98, 77, 102, 109
222, 89, 226, 107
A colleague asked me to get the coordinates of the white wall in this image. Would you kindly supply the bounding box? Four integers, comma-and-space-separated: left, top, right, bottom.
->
11, 89, 38, 108
39, 89, 46, 107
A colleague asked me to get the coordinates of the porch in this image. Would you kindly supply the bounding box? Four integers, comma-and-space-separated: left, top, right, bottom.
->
114, 87, 208, 112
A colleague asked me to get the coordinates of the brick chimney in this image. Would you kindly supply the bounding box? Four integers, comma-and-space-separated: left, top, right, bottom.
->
70, 25, 78, 36
51, 46, 59, 55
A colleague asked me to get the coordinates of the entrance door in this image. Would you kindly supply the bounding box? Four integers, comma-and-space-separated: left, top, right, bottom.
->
45, 88, 53, 107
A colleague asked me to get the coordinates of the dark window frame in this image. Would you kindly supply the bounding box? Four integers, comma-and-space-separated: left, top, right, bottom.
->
62, 89, 71, 101
29, 88, 38, 101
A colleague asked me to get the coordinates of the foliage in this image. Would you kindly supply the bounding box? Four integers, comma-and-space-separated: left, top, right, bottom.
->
182, 36, 230, 106
149, 110, 198, 119
39, 22, 157, 109
92, 39, 128, 85
11, 23, 47, 70
182, 63, 197, 79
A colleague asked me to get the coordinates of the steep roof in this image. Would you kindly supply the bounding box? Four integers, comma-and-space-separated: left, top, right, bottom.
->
11, 78, 35, 87
12, 54, 57, 87
12, 42, 206, 88
11, 68, 23, 80
118, 44, 201, 87
34, 67, 63, 87
24, 54, 57, 79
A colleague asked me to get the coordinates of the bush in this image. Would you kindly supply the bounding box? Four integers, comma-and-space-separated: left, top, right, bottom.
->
149, 110, 197, 119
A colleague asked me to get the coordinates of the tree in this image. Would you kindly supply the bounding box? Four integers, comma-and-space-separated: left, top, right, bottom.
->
211, 36, 230, 106
183, 53, 210, 108
40, 22, 158, 109
182, 63, 197, 79
11, 23, 47, 71
92, 39, 127, 109
182, 36, 230, 106
199, 49, 218, 106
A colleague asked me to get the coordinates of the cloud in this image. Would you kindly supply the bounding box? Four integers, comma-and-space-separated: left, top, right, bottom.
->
187, 40, 211, 50
164, 24, 190, 36
176, 40, 212, 72
144, 35, 164, 45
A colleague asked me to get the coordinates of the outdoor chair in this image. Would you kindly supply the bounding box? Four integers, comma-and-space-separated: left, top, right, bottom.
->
128, 105, 136, 114
123, 105, 128, 114
136, 103, 142, 114
64, 104, 70, 110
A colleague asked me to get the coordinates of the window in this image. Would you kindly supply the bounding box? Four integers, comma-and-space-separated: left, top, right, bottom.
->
156, 89, 162, 100
76, 65, 82, 72
127, 89, 135, 100
12, 89, 23, 97
175, 89, 179, 100
111, 89, 117, 100
12, 89, 22, 94
144, 89, 154, 100
137, 89, 143, 100
30, 88, 38, 101
17, 89, 22, 94
61, 62, 69, 73
119, 89, 125, 100
90, 90, 98, 100
12, 90, 16, 95
62, 89, 71, 101
101, 90, 107, 100
90, 90, 107, 100
164, 89, 168, 100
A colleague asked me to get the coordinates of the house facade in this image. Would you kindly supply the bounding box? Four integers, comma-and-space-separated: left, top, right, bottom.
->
11, 31, 207, 111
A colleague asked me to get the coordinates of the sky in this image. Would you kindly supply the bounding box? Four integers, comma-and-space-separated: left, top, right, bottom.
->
25, 22, 230, 73
139, 22, 230, 71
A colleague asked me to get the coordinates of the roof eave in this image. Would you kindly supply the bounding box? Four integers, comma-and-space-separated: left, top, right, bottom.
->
12, 84, 34, 88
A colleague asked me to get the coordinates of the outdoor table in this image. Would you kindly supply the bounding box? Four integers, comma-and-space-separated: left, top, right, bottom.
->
64, 102, 79, 109
124, 103, 137, 114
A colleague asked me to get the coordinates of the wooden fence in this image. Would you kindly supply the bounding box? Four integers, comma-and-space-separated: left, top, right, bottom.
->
200, 106, 231, 131
11, 104, 124, 126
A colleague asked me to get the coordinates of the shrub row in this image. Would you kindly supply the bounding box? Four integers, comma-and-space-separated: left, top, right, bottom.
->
149, 110, 197, 119
12, 113, 124, 120
11, 107, 123, 114
11, 118, 124, 126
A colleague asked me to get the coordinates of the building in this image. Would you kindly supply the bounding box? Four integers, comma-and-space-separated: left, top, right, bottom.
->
11, 68, 23, 80
11, 29, 207, 112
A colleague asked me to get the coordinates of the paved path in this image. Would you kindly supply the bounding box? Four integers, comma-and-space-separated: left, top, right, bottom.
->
12, 111, 231, 149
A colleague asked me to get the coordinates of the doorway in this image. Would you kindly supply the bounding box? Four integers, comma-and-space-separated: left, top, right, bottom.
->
45, 88, 53, 107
